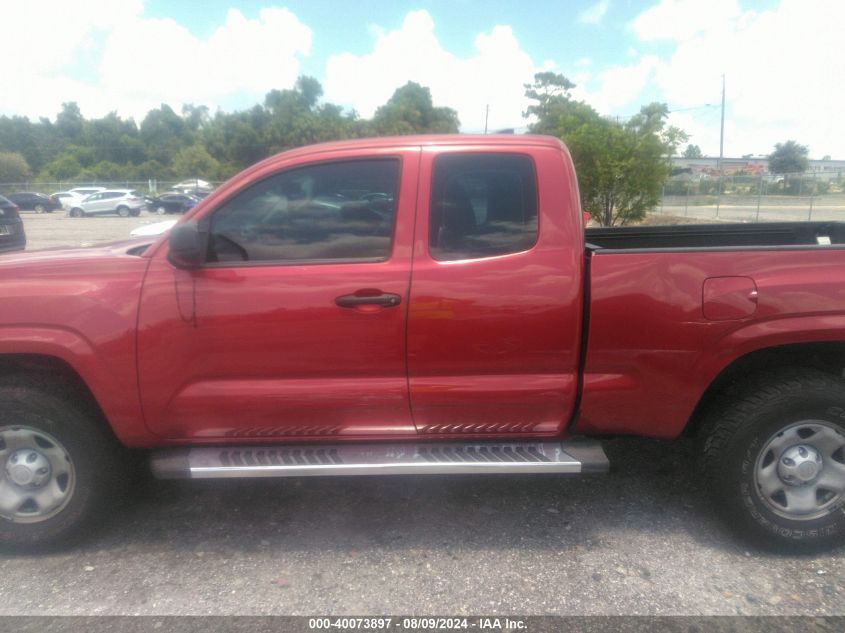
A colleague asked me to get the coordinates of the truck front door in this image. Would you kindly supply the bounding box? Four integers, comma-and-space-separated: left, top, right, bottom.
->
137, 148, 420, 440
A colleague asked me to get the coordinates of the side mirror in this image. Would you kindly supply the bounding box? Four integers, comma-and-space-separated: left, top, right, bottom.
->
168, 220, 204, 269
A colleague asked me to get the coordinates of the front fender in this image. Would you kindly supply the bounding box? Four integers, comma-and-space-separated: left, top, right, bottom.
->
0, 326, 158, 446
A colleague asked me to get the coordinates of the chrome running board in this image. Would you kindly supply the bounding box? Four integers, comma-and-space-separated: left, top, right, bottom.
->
151, 439, 608, 479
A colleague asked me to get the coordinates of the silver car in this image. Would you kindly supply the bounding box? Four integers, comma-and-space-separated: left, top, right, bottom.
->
68, 189, 146, 217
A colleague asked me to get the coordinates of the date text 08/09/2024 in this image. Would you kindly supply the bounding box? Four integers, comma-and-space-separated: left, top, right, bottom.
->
308, 618, 526, 630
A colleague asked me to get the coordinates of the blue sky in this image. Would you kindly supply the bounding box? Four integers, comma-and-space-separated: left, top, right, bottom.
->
144, 1, 661, 72
2, 0, 841, 157
143, 0, 673, 115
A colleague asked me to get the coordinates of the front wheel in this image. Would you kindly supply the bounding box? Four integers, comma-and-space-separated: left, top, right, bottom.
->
34, 204, 44, 213
0, 376, 128, 550
156, 206, 167, 215
117, 206, 130, 218
69, 208, 84, 218
701, 368, 845, 552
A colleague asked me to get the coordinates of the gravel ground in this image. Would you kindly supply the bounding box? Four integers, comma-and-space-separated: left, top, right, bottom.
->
18, 210, 169, 251
3, 209, 844, 617
0, 439, 842, 616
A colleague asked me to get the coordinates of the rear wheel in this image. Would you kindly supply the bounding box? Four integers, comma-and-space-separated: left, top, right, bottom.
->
129, 209, 141, 217
0, 376, 128, 550
69, 208, 84, 218
156, 206, 167, 215
34, 204, 44, 214
701, 368, 845, 552
117, 206, 130, 218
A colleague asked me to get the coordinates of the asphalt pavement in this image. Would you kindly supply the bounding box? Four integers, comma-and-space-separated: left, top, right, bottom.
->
0, 438, 842, 616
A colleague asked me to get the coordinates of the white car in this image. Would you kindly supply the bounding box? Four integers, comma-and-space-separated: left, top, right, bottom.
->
68, 189, 146, 217
173, 179, 213, 192
50, 191, 85, 210
129, 219, 177, 237
68, 186, 107, 198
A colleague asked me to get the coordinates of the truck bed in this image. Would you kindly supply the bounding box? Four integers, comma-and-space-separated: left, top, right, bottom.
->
585, 221, 845, 251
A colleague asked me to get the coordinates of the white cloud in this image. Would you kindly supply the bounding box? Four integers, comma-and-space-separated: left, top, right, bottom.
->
633, 0, 845, 157
577, 56, 659, 113
0, 0, 143, 118
632, 0, 742, 41
578, 1, 611, 25
0, 1, 311, 122
98, 8, 311, 118
324, 10, 539, 132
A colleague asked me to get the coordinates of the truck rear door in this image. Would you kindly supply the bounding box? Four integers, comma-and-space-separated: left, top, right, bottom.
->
406, 143, 584, 436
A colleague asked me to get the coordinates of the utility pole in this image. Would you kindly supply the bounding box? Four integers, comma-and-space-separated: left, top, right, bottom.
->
716, 74, 725, 218
484, 105, 489, 134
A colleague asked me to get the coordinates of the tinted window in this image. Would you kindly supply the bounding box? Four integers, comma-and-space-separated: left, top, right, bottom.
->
209, 159, 400, 264
429, 153, 538, 261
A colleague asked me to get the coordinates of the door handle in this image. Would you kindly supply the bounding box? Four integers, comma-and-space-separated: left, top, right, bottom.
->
335, 292, 402, 308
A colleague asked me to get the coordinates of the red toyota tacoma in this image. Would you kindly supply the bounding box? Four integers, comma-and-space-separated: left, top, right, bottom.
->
1, 135, 845, 552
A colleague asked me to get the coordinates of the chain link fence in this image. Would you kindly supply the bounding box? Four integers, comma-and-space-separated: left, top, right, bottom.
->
6, 173, 845, 225
0, 179, 223, 197
654, 171, 845, 223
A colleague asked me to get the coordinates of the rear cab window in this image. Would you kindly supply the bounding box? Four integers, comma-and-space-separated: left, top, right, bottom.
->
429, 153, 538, 261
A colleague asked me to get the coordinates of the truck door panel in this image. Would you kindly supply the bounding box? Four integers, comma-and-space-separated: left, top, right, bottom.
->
137, 149, 420, 440
407, 146, 583, 436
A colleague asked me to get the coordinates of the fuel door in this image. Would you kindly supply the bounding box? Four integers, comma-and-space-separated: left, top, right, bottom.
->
702, 276, 758, 321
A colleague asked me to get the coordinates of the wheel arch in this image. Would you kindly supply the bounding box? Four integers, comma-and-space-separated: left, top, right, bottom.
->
0, 353, 115, 438
684, 341, 845, 439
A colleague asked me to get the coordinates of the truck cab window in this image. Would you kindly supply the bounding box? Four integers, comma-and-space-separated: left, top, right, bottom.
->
208, 159, 400, 264
429, 153, 538, 261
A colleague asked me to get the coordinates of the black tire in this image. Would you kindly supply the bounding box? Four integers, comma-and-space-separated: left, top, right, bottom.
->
701, 368, 845, 552
129, 209, 141, 217
117, 206, 130, 218
0, 375, 128, 551
69, 208, 84, 218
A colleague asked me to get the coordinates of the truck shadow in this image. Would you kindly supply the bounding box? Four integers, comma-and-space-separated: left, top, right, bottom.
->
79, 437, 749, 556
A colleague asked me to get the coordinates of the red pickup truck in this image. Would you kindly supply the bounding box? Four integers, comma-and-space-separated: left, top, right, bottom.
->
2, 135, 845, 552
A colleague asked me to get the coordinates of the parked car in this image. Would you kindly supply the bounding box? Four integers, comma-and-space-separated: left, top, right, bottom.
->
68, 186, 106, 198
173, 178, 213, 192
145, 192, 200, 215
130, 219, 177, 237
4, 135, 845, 553
51, 191, 86, 210
6, 192, 61, 213
68, 189, 146, 217
0, 195, 25, 252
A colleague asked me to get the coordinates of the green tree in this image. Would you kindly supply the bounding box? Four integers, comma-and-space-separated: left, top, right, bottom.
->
768, 140, 809, 177
0, 115, 45, 172
171, 144, 221, 179
141, 104, 193, 164
85, 160, 134, 181
523, 71, 575, 120
683, 144, 703, 158
182, 104, 210, 132
0, 151, 31, 183
56, 102, 84, 143
372, 82, 459, 135
525, 72, 684, 226
37, 153, 82, 181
